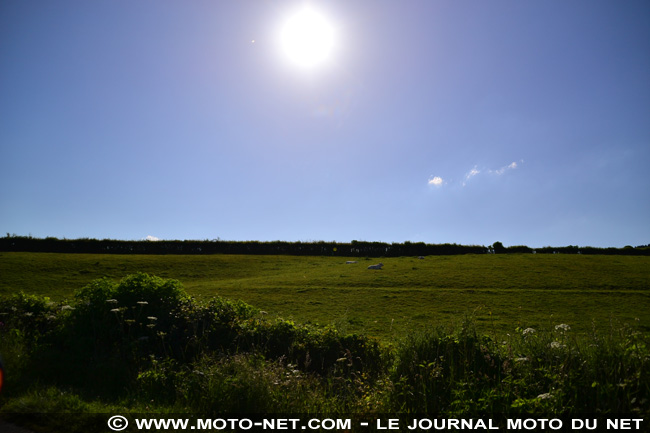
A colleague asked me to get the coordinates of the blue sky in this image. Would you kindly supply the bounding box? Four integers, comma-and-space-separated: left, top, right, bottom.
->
1, 0, 649, 248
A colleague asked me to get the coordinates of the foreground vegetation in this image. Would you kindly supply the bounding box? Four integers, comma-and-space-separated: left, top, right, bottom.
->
0, 273, 648, 432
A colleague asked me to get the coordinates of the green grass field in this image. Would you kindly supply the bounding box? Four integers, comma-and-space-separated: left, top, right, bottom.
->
1, 252, 648, 339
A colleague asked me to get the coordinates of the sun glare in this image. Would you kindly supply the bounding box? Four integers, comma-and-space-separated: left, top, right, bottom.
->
280, 7, 335, 69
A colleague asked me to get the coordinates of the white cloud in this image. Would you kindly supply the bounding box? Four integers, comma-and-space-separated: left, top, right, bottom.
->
426, 160, 522, 190
428, 176, 444, 187
462, 166, 480, 186
492, 160, 520, 175
145, 235, 160, 241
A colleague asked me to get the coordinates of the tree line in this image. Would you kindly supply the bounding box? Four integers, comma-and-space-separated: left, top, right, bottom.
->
1, 235, 649, 256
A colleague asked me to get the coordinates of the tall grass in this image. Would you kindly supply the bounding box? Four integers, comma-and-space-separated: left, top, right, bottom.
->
389, 321, 649, 415
1, 273, 648, 429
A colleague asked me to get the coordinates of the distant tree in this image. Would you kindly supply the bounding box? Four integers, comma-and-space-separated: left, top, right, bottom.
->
492, 241, 506, 254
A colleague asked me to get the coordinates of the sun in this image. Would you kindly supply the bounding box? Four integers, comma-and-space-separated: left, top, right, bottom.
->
280, 7, 335, 69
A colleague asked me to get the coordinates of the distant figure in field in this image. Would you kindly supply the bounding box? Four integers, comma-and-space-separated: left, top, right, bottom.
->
367, 263, 383, 270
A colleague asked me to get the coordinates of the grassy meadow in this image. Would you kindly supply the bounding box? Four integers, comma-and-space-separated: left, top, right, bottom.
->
0, 252, 649, 429
1, 251, 648, 339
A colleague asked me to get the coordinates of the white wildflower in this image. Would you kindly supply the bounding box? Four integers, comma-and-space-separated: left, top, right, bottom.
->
550, 341, 566, 350
147, 316, 157, 321
514, 357, 529, 362
61, 305, 75, 311
137, 301, 148, 305
24, 312, 33, 317
110, 308, 121, 313
522, 328, 536, 336
106, 299, 118, 304
555, 323, 571, 332
537, 393, 553, 400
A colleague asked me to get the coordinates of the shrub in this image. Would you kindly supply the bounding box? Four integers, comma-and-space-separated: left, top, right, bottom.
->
27, 274, 190, 395
0, 292, 59, 342
235, 319, 385, 380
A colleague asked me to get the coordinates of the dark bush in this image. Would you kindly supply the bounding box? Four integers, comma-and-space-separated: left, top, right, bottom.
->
8, 274, 383, 398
